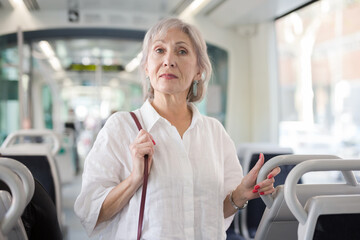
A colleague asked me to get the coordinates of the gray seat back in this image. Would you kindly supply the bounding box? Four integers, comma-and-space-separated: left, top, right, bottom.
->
254, 154, 354, 240
284, 159, 360, 240
0, 129, 61, 156
303, 194, 360, 240
255, 184, 360, 240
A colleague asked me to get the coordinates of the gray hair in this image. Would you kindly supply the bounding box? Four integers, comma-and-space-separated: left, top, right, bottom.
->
140, 17, 212, 102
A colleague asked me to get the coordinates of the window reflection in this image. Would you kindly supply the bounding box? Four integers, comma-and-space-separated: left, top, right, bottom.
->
276, 0, 360, 160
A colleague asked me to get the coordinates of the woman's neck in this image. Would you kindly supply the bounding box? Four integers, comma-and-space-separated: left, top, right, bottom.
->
152, 96, 190, 121
151, 95, 192, 137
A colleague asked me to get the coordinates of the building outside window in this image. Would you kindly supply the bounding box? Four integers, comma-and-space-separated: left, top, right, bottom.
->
276, 0, 360, 182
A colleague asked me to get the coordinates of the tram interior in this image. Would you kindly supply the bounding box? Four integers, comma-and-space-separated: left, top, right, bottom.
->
1, 0, 360, 239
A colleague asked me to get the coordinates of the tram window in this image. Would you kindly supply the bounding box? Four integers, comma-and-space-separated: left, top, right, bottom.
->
0, 46, 21, 144
199, 43, 228, 125
276, 0, 360, 173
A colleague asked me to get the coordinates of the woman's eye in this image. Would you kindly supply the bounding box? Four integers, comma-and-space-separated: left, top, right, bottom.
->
179, 49, 187, 55
155, 48, 164, 53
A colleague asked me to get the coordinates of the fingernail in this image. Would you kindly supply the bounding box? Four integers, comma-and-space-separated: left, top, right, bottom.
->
254, 185, 260, 190
259, 153, 263, 160
152, 140, 156, 145
252, 189, 258, 193
260, 192, 264, 195
268, 174, 273, 179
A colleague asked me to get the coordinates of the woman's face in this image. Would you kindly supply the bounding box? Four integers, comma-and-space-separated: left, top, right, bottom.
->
145, 28, 200, 100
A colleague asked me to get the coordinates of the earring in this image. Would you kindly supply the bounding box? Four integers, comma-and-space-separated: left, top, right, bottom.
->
192, 80, 199, 97
146, 76, 151, 92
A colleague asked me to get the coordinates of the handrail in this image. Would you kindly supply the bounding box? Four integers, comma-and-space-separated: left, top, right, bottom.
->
0, 157, 35, 205
0, 148, 64, 229
283, 159, 360, 224
0, 165, 26, 235
256, 154, 342, 208
1, 129, 61, 156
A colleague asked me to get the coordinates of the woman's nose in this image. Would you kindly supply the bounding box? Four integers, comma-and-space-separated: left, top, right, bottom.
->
163, 53, 176, 67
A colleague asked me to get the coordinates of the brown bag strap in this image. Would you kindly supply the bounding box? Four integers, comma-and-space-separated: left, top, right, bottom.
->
130, 112, 149, 240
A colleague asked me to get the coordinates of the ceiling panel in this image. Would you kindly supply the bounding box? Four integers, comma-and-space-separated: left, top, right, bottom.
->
205, 0, 315, 27
2, 0, 315, 28
35, 0, 184, 13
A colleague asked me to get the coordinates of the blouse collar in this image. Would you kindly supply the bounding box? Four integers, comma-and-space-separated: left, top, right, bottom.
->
139, 99, 202, 132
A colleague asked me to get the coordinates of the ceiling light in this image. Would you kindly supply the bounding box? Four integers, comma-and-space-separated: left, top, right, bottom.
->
39, 41, 63, 71
179, 0, 211, 19
81, 57, 91, 65
39, 41, 55, 58
125, 52, 143, 72
9, 0, 26, 9
49, 58, 62, 71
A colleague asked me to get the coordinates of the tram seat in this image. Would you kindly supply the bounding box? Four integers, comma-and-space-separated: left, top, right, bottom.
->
302, 195, 360, 240
253, 154, 354, 240
236, 143, 284, 166
0, 129, 64, 231
0, 158, 63, 240
0, 147, 64, 232
254, 184, 360, 240
284, 158, 360, 240
0, 157, 34, 240
0, 129, 61, 157
232, 146, 293, 239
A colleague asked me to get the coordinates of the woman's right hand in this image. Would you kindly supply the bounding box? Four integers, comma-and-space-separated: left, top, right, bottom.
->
96, 130, 155, 225
129, 129, 156, 185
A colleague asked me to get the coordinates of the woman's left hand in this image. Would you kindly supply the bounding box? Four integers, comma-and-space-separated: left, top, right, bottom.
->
235, 153, 281, 202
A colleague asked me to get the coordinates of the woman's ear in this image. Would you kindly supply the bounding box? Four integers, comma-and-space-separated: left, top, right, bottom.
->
196, 71, 202, 81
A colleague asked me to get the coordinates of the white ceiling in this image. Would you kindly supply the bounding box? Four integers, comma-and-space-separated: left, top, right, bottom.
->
1, 0, 314, 28
204, 0, 313, 27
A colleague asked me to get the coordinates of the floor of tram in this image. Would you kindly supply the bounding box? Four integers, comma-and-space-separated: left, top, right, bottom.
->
62, 173, 90, 240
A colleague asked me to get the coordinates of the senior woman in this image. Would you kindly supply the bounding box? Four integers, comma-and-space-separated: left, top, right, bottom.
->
74, 17, 280, 239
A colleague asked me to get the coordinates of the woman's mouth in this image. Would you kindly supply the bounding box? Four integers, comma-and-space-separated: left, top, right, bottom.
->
159, 73, 178, 80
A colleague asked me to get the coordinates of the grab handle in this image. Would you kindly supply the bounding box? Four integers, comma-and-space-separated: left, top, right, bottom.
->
0, 157, 35, 205
1, 129, 61, 156
284, 159, 360, 224
0, 166, 27, 235
256, 154, 343, 208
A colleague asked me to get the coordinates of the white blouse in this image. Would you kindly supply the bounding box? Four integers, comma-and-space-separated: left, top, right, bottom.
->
74, 100, 243, 240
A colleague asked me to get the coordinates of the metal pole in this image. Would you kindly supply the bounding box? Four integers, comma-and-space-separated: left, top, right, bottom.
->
17, 27, 24, 129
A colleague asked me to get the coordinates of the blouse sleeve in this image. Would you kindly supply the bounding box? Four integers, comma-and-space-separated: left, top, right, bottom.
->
220, 124, 244, 229
74, 113, 133, 237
